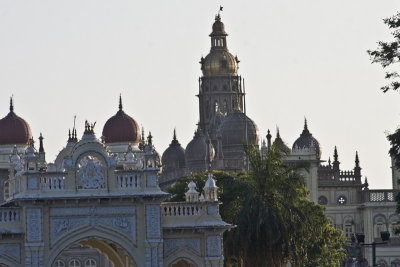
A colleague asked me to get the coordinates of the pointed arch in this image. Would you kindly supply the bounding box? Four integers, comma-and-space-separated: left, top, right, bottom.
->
47, 226, 141, 267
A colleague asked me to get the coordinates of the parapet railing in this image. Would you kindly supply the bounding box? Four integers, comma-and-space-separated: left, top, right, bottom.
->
0, 208, 20, 223
363, 190, 399, 202
116, 174, 141, 189
40, 174, 65, 191
161, 202, 203, 217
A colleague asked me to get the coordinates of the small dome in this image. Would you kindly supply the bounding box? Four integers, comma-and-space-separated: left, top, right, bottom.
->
218, 110, 259, 146
292, 120, 321, 158
185, 128, 215, 163
161, 130, 186, 169
210, 14, 227, 37
0, 99, 32, 145
202, 50, 238, 76
204, 173, 217, 189
273, 129, 290, 152
102, 97, 140, 144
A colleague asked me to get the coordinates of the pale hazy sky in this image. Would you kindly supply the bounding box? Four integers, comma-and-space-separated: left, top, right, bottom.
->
0, 1, 399, 189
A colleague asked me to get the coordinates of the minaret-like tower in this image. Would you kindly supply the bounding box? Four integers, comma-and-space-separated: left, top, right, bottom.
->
198, 13, 243, 143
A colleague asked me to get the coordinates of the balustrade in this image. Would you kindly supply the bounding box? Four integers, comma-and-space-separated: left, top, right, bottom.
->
40, 175, 65, 191
161, 203, 202, 217
365, 190, 399, 202
117, 174, 141, 189
0, 208, 20, 223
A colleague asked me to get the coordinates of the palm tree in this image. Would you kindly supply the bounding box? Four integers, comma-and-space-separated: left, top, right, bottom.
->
223, 143, 345, 267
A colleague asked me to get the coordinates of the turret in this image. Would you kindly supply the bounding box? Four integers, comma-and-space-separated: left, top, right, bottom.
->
203, 173, 218, 201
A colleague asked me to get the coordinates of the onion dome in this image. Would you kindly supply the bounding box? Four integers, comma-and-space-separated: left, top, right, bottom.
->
102, 96, 140, 144
292, 119, 321, 158
273, 128, 290, 153
0, 98, 32, 145
200, 14, 239, 76
218, 110, 259, 147
185, 127, 215, 165
161, 129, 186, 169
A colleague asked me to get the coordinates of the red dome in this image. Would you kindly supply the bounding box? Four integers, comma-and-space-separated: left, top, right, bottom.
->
0, 101, 32, 145
102, 98, 140, 144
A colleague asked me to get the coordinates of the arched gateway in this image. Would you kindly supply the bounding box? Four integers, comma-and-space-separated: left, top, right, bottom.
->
0, 118, 231, 267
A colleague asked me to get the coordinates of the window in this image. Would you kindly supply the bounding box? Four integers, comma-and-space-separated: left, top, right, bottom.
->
374, 217, 387, 238
85, 259, 96, 267
343, 218, 354, 240
337, 195, 347, 205
69, 259, 80, 267
318, 196, 328, 205
54, 260, 65, 267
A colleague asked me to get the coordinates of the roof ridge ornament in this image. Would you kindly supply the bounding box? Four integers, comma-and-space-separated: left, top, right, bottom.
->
119, 94, 123, 111
9, 96, 14, 113
84, 120, 96, 134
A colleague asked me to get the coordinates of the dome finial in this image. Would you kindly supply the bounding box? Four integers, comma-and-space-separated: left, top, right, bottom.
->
119, 94, 123, 111
276, 127, 281, 139
9, 96, 14, 113
217, 5, 223, 19
355, 151, 360, 167
173, 128, 177, 141
39, 133, 44, 153
304, 117, 308, 131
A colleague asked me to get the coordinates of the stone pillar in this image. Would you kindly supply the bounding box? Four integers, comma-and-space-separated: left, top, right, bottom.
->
145, 204, 163, 267
205, 234, 224, 267
25, 207, 44, 267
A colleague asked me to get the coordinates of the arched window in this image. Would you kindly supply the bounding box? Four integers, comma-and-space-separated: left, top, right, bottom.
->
343, 218, 354, 240
391, 259, 400, 267
374, 216, 387, 238
377, 259, 388, 267
54, 260, 65, 267
318, 195, 328, 205
69, 259, 80, 267
84, 259, 96, 267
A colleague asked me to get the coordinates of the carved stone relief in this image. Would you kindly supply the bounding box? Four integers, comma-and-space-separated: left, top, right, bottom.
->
28, 177, 39, 190
164, 238, 201, 255
147, 174, 157, 187
50, 206, 136, 244
77, 156, 105, 189
146, 205, 161, 238
26, 208, 42, 242
207, 235, 221, 257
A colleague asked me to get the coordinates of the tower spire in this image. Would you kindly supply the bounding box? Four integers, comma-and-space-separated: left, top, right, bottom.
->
355, 151, 360, 167
39, 133, 44, 153
119, 94, 123, 111
304, 117, 308, 131
334, 146, 338, 162
9, 96, 14, 113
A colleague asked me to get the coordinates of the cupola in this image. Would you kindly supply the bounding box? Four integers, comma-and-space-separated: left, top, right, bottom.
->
201, 14, 239, 76
292, 119, 321, 159
102, 96, 140, 144
0, 98, 32, 145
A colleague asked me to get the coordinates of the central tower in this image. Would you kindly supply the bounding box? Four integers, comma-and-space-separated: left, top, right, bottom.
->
198, 14, 243, 142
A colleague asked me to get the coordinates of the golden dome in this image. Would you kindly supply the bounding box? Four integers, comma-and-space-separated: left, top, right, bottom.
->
201, 50, 238, 76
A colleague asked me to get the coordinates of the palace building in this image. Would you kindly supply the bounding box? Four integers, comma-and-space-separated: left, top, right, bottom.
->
0, 12, 399, 267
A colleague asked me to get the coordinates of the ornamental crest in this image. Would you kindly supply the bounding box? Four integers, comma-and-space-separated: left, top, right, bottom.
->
77, 156, 105, 189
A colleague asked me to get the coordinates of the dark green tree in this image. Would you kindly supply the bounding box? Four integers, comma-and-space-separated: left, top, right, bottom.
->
368, 12, 400, 92
369, 12, 400, 235
167, 144, 346, 267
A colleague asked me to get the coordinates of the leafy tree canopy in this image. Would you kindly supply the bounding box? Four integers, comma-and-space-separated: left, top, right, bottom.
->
368, 12, 400, 92
166, 144, 346, 267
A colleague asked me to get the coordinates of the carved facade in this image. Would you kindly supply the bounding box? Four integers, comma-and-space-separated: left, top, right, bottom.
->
0, 102, 231, 267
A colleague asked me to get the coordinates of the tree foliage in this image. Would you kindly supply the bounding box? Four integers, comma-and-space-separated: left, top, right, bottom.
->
166, 144, 346, 267
368, 12, 400, 92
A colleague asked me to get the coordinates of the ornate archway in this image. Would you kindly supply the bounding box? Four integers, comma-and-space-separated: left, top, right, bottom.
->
47, 227, 139, 267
